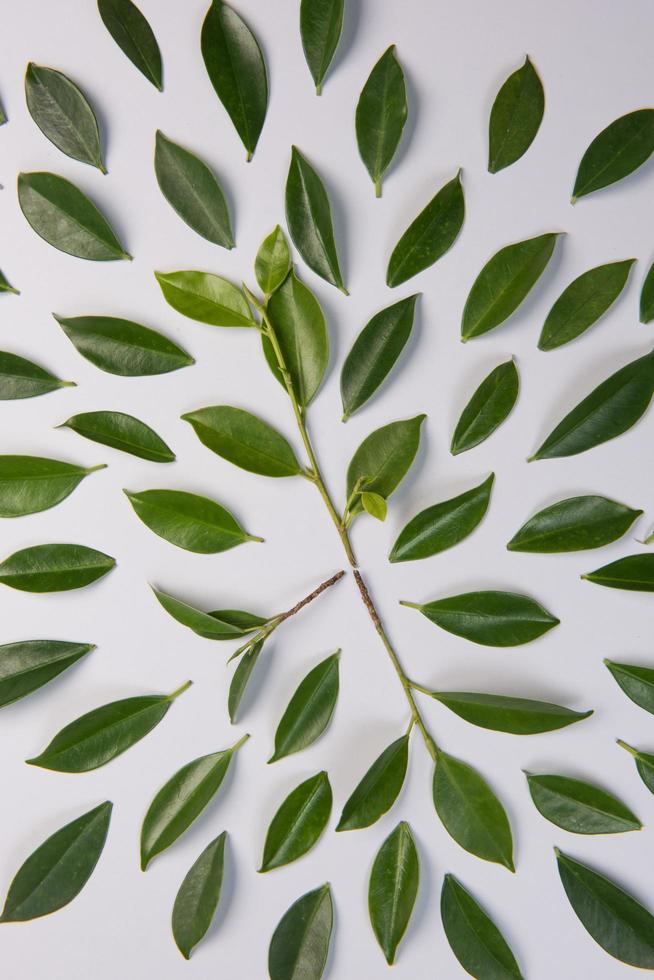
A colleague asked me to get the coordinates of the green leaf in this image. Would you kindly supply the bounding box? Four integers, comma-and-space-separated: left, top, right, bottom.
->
270, 651, 340, 763
154, 131, 234, 248
583, 554, 654, 592
361, 492, 387, 521
346, 414, 425, 516
0, 802, 112, 922
572, 109, 654, 201
617, 740, 654, 797
0, 351, 72, 399
155, 270, 254, 327
539, 260, 635, 350
125, 488, 261, 553
141, 736, 246, 869
172, 832, 227, 960
27, 680, 191, 773
431, 691, 592, 734
25, 63, 105, 172
0, 455, 105, 517
402, 590, 559, 647
432, 753, 514, 870
0, 639, 95, 709
201, 0, 268, 160
488, 56, 544, 173
640, 259, 654, 323
183, 405, 302, 477
55, 313, 193, 376
451, 359, 519, 455
228, 639, 264, 722
556, 849, 654, 968
153, 587, 266, 640
98, 0, 162, 90
441, 874, 524, 980
508, 494, 642, 552
605, 659, 654, 715
531, 349, 654, 460
0, 271, 19, 295
355, 46, 407, 197
341, 295, 418, 420
336, 735, 409, 832
386, 171, 465, 287
461, 233, 560, 340
18, 172, 129, 261
260, 771, 332, 872
368, 821, 419, 965
263, 269, 329, 407
59, 411, 175, 463
390, 473, 494, 562
0, 543, 115, 593
255, 226, 291, 294
527, 773, 641, 834
285, 146, 347, 293
300, 0, 344, 94
268, 884, 333, 980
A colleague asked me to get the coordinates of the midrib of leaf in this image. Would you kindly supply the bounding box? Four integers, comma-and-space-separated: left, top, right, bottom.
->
442, 762, 509, 861
32, 75, 98, 163
0, 647, 86, 683
83, 331, 182, 365
450, 885, 516, 976
471, 242, 552, 332
46, 700, 162, 758
515, 512, 619, 548
195, 423, 296, 474
371, 59, 395, 180
30, 185, 113, 251
268, 777, 325, 865
457, 378, 506, 441
165, 282, 246, 322
288, 888, 329, 979
536, 783, 634, 826
491, 69, 534, 168
220, 9, 252, 152
295, 161, 336, 278
133, 496, 242, 539
349, 743, 402, 812
150, 756, 228, 850
87, 428, 164, 457
392, 196, 450, 282
0, 469, 83, 483
108, 8, 158, 86
548, 283, 619, 335
385, 828, 411, 948
5, 556, 112, 581
401, 501, 469, 554
161, 146, 226, 239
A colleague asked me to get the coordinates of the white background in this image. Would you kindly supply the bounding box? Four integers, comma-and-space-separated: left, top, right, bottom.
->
1, 0, 654, 977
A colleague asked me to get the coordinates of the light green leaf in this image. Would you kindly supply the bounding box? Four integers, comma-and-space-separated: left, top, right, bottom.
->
125, 488, 261, 553
182, 405, 302, 477
155, 270, 254, 327
59, 411, 174, 463
0, 455, 105, 517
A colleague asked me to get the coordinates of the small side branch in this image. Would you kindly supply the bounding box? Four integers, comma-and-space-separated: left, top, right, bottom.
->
278, 570, 346, 622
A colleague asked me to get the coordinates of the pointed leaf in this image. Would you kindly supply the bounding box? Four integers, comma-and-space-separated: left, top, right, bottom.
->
451, 359, 519, 454
55, 313, 193, 376
98, 0, 162, 90
300, 0, 344, 94
369, 821, 419, 965
640, 258, 654, 323
617, 741, 654, 797
441, 874, 523, 980
268, 884, 333, 980
183, 405, 301, 477
508, 494, 642, 552
153, 587, 267, 640
527, 774, 641, 834
172, 832, 227, 960
270, 651, 339, 762
361, 492, 387, 521
0, 543, 115, 593
605, 660, 654, 715
356, 46, 407, 197
583, 554, 654, 592
260, 771, 332, 872
488, 56, 544, 173
228, 639, 264, 722
432, 691, 592, 734
60, 411, 175, 463
255, 226, 291, 294
337, 735, 409, 832
155, 270, 254, 327
572, 109, 654, 201
346, 414, 425, 516
25, 63, 105, 172
0, 271, 19, 295
0, 351, 72, 399
0, 639, 95, 709
0, 455, 105, 517
539, 260, 635, 350
402, 590, 559, 646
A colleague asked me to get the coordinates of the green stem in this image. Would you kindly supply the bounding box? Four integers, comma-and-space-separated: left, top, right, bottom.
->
230, 732, 250, 752
616, 739, 638, 756
168, 679, 193, 700
409, 679, 436, 696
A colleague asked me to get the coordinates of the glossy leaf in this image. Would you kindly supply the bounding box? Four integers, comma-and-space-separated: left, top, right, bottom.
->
300, 0, 344, 94
640, 259, 654, 323
441, 874, 523, 980
617, 741, 654, 797
0, 271, 18, 295
256, 226, 291, 294
341, 295, 418, 420
346, 414, 425, 516
539, 260, 635, 350
201, 0, 268, 159
228, 640, 264, 722
356, 46, 407, 197
268, 884, 333, 980
172, 832, 227, 960
369, 821, 419, 965
0, 543, 115, 593
0, 802, 112, 922
451, 359, 519, 454
432, 753, 514, 870
155, 270, 254, 327
0, 455, 105, 517
155, 131, 233, 248
390, 473, 493, 562
25, 63, 105, 172
59, 411, 175, 463
27, 680, 190, 773
260, 771, 332, 872
461, 233, 560, 340
488, 56, 544, 173
508, 494, 642, 553
556, 849, 654, 968
98, 0, 162, 90
0, 352, 72, 400
55, 313, 193, 376
270, 651, 340, 762
386, 171, 465, 287
431, 691, 592, 734
572, 109, 654, 201
285, 146, 346, 293
527, 773, 641, 834
605, 660, 654, 715
583, 554, 654, 592
361, 491, 387, 521
18, 172, 129, 261
0, 639, 95, 709
183, 405, 302, 477
153, 587, 267, 641
337, 735, 409, 832
402, 590, 559, 647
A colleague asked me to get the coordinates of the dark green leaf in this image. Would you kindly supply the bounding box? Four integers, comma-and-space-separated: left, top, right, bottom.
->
0, 543, 115, 593
386, 171, 465, 287
260, 771, 332, 872
508, 495, 642, 552
527, 773, 641, 834
488, 56, 544, 173
346, 414, 425, 516
431, 691, 592, 734
341, 295, 418, 420
441, 874, 523, 980
0, 802, 112, 922
201, 0, 268, 159
0, 351, 73, 399
270, 651, 340, 762
300, 0, 344, 94
256, 226, 291, 294
25, 63, 105, 172
640, 259, 654, 323
183, 405, 302, 477
155, 270, 254, 327
433, 753, 514, 870
402, 591, 559, 647
368, 821, 419, 964
59, 411, 175, 463
268, 884, 333, 980
172, 832, 227, 960
153, 587, 267, 640
539, 260, 635, 350
98, 0, 162, 90
451, 359, 519, 455
461, 233, 560, 340
0, 102, 6, 126
228, 640, 264, 722
336, 735, 409, 831
0, 271, 19, 295
55, 313, 193, 376
355, 46, 407, 197
0, 455, 105, 517
572, 109, 654, 201
0, 640, 95, 709
285, 146, 346, 293
390, 474, 493, 562
583, 554, 654, 592
617, 740, 654, 797
155, 131, 233, 248
605, 659, 654, 715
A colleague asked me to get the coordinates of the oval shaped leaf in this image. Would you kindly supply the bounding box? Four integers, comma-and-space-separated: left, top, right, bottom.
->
361, 491, 387, 521
618, 741, 654, 797
270, 651, 340, 762
356, 45, 407, 197
25, 63, 105, 172
369, 821, 419, 965
386, 171, 464, 288
0, 543, 115, 593
256, 226, 291, 295
390, 473, 494, 562
346, 414, 425, 516
583, 554, 654, 592
539, 260, 635, 350
572, 109, 654, 201
172, 832, 227, 960
0, 639, 95, 709
153, 587, 267, 641
432, 691, 592, 734
527, 773, 641, 834
488, 56, 544, 173
0, 351, 73, 399
605, 659, 654, 715
18, 172, 129, 261
60, 411, 174, 463
228, 639, 264, 722
300, 0, 344, 94
269, 884, 333, 980
125, 488, 261, 553
441, 874, 523, 980
55, 313, 193, 376
336, 735, 409, 832
183, 405, 302, 477
0, 455, 105, 517
260, 771, 332, 872
461, 233, 560, 340
0, 801, 112, 922
155, 270, 254, 327
451, 359, 519, 455
98, 0, 162, 90
640, 259, 654, 323
508, 494, 642, 553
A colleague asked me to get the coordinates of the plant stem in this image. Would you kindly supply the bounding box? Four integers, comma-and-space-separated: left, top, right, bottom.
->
168, 679, 193, 700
